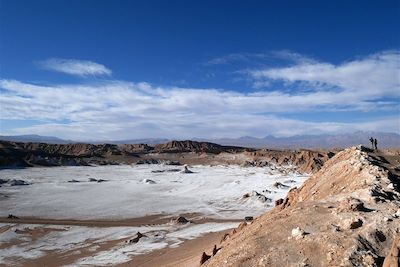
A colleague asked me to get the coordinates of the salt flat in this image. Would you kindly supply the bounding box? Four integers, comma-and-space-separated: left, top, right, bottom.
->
0, 164, 308, 220
0, 164, 308, 265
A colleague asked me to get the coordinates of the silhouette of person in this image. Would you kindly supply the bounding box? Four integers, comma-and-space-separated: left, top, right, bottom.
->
369, 137, 374, 149
374, 138, 378, 150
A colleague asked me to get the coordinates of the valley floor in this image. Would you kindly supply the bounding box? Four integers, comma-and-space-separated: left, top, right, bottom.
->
0, 163, 305, 266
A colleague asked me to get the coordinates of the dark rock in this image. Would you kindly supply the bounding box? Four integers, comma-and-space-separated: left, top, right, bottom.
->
242, 193, 251, 198
88, 178, 98, 182
182, 166, 194, 173
8, 214, 19, 219
142, 179, 156, 184
0, 179, 9, 184
275, 198, 284, 206
350, 220, 363, 229
245, 216, 254, 221
127, 232, 146, 244
10, 179, 30, 186
200, 252, 211, 264
273, 182, 290, 189
173, 216, 190, 224
97, 179, 107, 183
68, 179, 80, 183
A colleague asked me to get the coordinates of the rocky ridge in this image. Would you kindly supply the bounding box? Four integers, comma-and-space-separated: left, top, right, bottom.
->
203, 146, 400, 267
0, 140, 330, 172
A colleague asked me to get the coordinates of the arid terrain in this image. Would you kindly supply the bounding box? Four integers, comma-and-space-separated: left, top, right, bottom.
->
0, 140, 399, 266
204, 146, 400, 267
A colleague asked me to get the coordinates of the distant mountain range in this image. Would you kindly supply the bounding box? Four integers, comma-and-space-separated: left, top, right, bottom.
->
1, 131, 399, 148
0, 134, 73, 144
204, 131, 400, 149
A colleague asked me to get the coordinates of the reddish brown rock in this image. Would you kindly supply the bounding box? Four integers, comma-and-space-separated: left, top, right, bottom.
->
383, 236, 400, 267
200, 252, 211, 264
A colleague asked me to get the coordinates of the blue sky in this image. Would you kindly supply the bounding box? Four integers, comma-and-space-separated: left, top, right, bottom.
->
0, 0, 399, 140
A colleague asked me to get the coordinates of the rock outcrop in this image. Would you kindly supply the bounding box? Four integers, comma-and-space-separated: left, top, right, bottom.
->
154, 140, 250, 154
244, 148, 332, 173
120, 144, 153, 154
205, 146, 400, 267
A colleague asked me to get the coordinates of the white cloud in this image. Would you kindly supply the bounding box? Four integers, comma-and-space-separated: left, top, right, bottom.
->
38, 58, 112, 77
249, 50, 400, 98
1, 51, 398, 140
0, 75, 399, 139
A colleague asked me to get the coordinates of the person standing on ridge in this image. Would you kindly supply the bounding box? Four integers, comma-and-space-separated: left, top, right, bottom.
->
374, 138, 378, 150
369, 137, 374, 149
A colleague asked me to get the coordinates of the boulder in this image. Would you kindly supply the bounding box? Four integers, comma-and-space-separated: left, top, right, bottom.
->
173, 216, 190, 224
182, 165, 194, 173
291, 227, 306, 240
245, 216, 254, 221
340, 217, 363, 230
338, 197, 367, 212
273, 182, 289, 189
275, 198, 284, 206
242, 191, 272, 203
127, 232, 146, 244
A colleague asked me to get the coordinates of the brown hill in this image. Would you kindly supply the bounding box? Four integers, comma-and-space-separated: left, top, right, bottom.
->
203, 146, 400, 267
0, 140, 331, 170
153, 140, 250, 153
0, 141, 122, 167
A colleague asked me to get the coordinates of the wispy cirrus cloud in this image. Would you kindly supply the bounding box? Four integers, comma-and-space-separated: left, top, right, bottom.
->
38, 58, 112, 77
205, 50, 316, 66
205, 53, 269, 65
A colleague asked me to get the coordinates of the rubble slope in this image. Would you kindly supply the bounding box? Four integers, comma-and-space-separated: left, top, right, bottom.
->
204, 146, 400, 267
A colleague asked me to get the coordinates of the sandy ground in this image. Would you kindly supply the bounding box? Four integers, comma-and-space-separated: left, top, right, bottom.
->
0, 213, 239, 267
3, 227, 228, 267
119, 230, 230, 267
